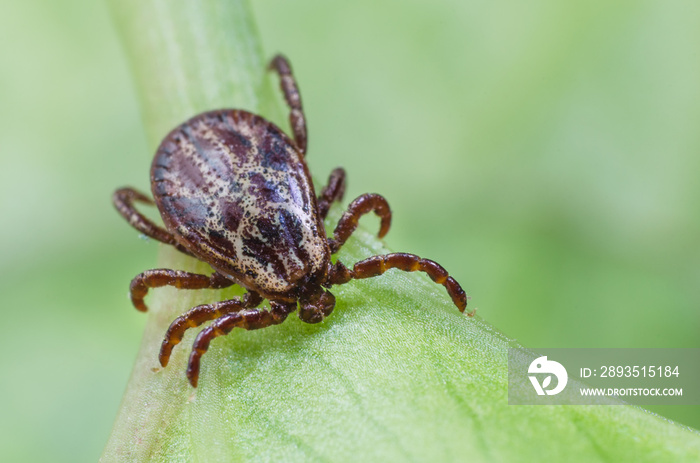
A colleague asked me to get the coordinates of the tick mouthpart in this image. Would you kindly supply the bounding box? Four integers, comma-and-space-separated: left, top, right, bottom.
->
298, 288, 336, 324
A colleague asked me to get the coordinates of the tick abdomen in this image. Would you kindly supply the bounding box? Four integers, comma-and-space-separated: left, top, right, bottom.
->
151, 109, 328, 298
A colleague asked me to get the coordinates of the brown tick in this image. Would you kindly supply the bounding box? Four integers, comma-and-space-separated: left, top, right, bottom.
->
114, 55, 473, 387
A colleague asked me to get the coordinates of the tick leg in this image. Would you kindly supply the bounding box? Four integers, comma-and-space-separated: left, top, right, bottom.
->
113, 187, 192, 256
186, 301, 296, 387
328, 193, 392, 253
269, 54, 307, 154
346, 253, 474, 316
130, 269, 234, 312
317, 167, 347, 220
159, 291, 262, 367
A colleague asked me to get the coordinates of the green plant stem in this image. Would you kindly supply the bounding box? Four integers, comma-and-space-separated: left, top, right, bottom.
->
103, 0, 700, 461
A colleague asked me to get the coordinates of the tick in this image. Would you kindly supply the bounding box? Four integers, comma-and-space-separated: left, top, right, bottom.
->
114, 55, 473, 387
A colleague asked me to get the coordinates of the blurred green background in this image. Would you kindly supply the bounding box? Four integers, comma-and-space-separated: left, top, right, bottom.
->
1, 0, 699, 461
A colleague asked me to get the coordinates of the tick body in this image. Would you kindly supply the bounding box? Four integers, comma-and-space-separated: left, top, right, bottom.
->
152, 109, 327, 300
114, 55, 473, 388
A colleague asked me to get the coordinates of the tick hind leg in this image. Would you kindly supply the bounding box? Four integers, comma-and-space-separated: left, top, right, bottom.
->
129, 269, 235, 312
186, 300, 297, 387
332, 253, 474, 316
317, 168, 346, 220
113, 187, 192, 256
159, 291, 262, 367
328, 193, 392, 253
269, 54, 307, 154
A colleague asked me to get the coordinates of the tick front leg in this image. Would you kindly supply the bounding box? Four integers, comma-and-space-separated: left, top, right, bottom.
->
328, 193, 392, 253
348, 253, 474, 316
269, 54, 307, 154
186, 301, 296, 387
317, 168, 346, 220
159, 291, 262, 367
113, 187, 192, 256
129, 269, 234, 312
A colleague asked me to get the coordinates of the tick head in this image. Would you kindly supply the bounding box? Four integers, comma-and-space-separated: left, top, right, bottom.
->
298, 287, 336, 324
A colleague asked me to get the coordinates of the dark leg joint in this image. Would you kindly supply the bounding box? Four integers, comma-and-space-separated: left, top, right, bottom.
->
268, 54, 307, 154
185, 301, 295, 387
113, 187, 193, 256
317, 168, 347, 219
330, 193, 392, 254
353, 256, 385, 278
327, 260, 354, 286
129, 269, 235, 312
350, 253, 472, 315
158, 291, 261, 367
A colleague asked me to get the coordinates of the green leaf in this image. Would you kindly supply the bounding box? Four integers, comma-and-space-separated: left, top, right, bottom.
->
102, 0, 700, 461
